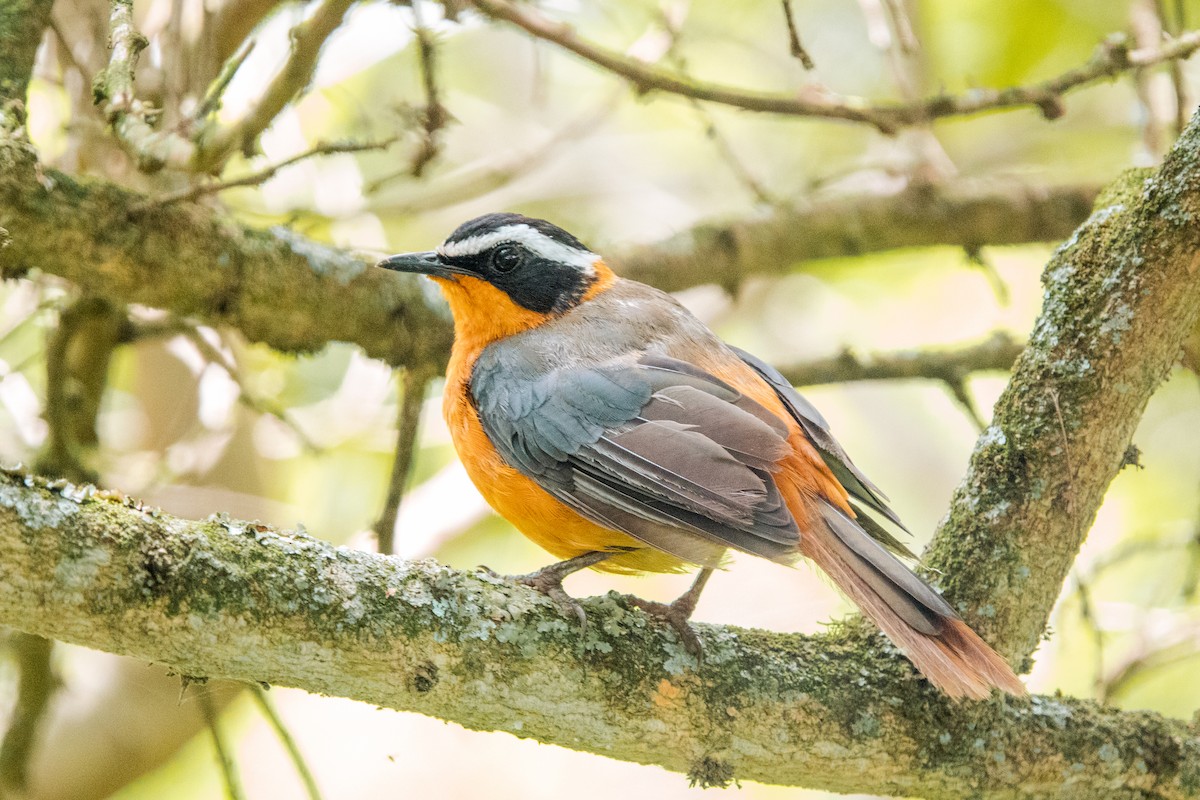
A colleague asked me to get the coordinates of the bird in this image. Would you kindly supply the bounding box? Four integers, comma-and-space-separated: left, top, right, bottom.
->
377, 212, 1025, 699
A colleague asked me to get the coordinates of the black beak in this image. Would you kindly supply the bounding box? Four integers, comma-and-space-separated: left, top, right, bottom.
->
376, 250, 464, 279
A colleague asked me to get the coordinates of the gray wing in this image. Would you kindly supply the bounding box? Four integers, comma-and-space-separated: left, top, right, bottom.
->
729, 346, 916, 557
470, 351, 801, 567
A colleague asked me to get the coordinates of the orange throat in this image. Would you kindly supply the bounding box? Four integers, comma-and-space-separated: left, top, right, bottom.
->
432, 259, 617, 363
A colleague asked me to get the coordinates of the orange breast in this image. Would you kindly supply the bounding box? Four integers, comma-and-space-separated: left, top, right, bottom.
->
442, 368, 691, 575
434, 265, 850, 574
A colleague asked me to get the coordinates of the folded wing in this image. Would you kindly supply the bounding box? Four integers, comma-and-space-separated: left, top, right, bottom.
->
471, 352, 801, 567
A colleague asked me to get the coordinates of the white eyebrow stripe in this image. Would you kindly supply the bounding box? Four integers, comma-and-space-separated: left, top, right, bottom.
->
437, 224, 598, 272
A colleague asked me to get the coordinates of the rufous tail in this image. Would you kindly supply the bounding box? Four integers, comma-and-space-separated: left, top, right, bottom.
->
800, 500, 1026, 700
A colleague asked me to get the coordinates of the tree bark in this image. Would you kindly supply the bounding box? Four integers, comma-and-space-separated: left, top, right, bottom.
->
0, 469, 1196, 799
0, 148, 1093, 373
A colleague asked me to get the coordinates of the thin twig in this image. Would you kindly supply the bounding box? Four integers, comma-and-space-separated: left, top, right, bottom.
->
251, 686, 324, 800
779, 0, 815, 69
368, 92, 620, 200
134, 137, 398, 211
689, 98, 780, 206
99, 0, 199, 172
1068, 571, 1108, 701
942, 376, 986, 431
468, 0, 1200, 134
374, 367, 433, 555
1099, 618, 1200, 700
182, 328, 321, 453
408, 1, 449, 177
880, 0, 919, 54
1132, 0, 1171, 161
47, 13, 89, 79
198, 690, 247, 800
202, 0, 356, 169
195, 38, 257, 120
0, 634, 57, 794
657, 6, 779, 206
1155, 0, 1191, 135
775, 331, 1024, 387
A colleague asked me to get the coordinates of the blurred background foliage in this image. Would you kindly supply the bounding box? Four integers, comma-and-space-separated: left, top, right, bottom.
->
3, 0, 1200, 797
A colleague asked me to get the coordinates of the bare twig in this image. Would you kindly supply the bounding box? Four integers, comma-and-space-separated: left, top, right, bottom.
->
0, 634, 56, 794
100, 0, 355, 174
1068, 571, 1109, 700
251, 687, 324, 800
773, 332, 1023, 387
374, 366, 433, 555
779, 0, 814, 69
135, 137, 398, 211
1102, 625, 1200, 702
181, 328, 320, 453
1132, 0, 1173, 161
200, 0, 356, 170
368, 95, 618, 201
468, 0, 1200, 134
195, 38, 257, 121
881, 0, 919, 54
408, 2, 450, 177
98, 0, 199, 172
1155, 0, 1191, 135
198, 690, 246, 800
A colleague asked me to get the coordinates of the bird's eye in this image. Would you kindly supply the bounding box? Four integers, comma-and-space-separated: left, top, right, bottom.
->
490, 245, 522, 274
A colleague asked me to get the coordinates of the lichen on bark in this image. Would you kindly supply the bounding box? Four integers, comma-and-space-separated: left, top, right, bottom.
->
0, 469, 1197, 799
920, 112, 1200, 667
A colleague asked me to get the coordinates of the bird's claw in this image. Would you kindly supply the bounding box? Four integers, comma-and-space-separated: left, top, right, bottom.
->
625, 596, 704, 662
515, 569, 589, 628
483, 554, 612, 628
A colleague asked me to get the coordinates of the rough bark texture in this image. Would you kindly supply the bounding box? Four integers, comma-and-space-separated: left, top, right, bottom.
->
0, 142, 455, 371
922, 122, 1200, 666
2, 3, 1200, 796
0, 469, 1196, 800
0, 145, 1094, 371
0, 0, 52, 130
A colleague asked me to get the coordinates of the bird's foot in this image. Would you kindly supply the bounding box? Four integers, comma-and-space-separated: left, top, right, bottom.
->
625, 595, 704, 660
625, 568, 713, 661
486, 551, 616, 628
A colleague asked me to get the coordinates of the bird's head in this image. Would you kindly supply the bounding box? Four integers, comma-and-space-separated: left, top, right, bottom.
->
377, 213, 616, 344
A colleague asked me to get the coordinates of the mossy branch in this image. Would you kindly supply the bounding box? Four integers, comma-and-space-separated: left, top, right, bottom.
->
0, 0, 53, 131
0, 141, 455, 372
0, 469, 1196, 799
922, 110, 1200, 665
0, 139, 1095, 372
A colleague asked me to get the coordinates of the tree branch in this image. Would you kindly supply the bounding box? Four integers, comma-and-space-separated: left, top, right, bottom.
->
921, 113, 1200, 665
468, 0, 1200, 133
0, 141, 1094, 370
135, 136, 399, 210
614, 181, 1099, 293
199, 0, 355, 170
0, 141, 454, 372
96, 0, 355, 174
0, 0, 54, 131
0, 469, 1197, 799
1, 100, 1199, 800
0, 112, 1197, 798
776, 331, 1023, 387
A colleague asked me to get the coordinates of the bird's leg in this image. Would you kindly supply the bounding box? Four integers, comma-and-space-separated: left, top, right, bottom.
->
625, 568, 714, 659
499, 550, 618, 627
